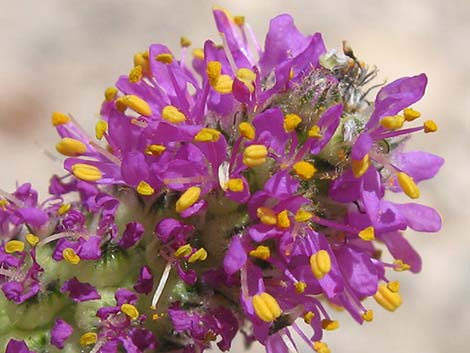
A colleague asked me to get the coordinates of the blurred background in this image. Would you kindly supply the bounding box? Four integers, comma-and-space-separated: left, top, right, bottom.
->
0, 0, 468, 352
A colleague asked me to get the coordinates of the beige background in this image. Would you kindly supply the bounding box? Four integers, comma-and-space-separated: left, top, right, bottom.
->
0, 1, 468, 352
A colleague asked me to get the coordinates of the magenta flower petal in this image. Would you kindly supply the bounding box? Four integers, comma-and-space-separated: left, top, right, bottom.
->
224, 236, 247, 275
50, 319, 73, 349
60, 277, 101, 302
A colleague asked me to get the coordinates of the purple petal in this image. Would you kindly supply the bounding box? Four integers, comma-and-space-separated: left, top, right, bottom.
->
223, 236, 247, 275
392, 203, 442, 232
391, 151, 444, 184
310, 103, 343, 154
14, 207, 48, 228
253, 108, 289, 155
50, 319, 73, 349
78, 236, 102, 260
61, 277, 101, 302
134, 266, 154, 294
115, 288, 138, 305
2, 281, 40, 304
379, 231, 422, 273
351, 133, 373, 160
121, 152, 149, 186
119, 222, 145, 249
129, 328, 158, 352
5, 339, 35, 353
367, 73, 427, 128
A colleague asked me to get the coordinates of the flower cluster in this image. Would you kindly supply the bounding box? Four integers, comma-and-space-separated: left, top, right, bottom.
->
0, 8, 443, 353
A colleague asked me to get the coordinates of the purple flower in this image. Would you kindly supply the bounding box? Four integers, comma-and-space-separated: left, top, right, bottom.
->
50, 319, 74, 349
5, 339, 35, 353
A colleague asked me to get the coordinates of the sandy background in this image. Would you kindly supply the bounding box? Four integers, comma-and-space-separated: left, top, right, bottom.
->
0, 0, 468, 352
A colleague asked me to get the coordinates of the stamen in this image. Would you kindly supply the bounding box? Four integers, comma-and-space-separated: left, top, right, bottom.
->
80, 332, 98, 346
155, 53, 174, 64
303, 311, 315, 324
95, 121, 108, 140
252, 292, 282, 322
403, 108, 420, 121
277, 210, 291, 229
151, 261, 172, 309
206, 61, 233, 94
175, 186, 201, 213
180, 36, 192, 47
226, 178, 244, 192
361, 309, 374, 322
249, 245, 271, 260
424, 120, 438, 133
63, 248, 81, 265
396, 172, 420, 199
88, 141, 122, 166
321, 319, 339, 331
192, 48, 204, 60
234, 15, 245, 26
243, 144, 268, 167
128, 65, 143, 83
188, 248, 208, 263
380, 115, 405, 130
295, 209, 313, 222
257, 207, 277, 225
57, 203, 71, 216
162, 105, 186, 124
238, 122, 255, 140
145, 144, 166, 156
117, 95, 152, 117
284, 114, 302, 132
236, 68, 256, 93
351, 154, 370, 178
104, 87, 118, 101
56, 138, 87, 157
313, 341, 331, 353
51, 112, 71, 126
71, 164, 102, 182
5, 240, 25, 253
121, 303, 139, 320
174, 244, 192, 258
294, 281, 307, 294
393, 259, 411, 272
292, 161, 316, 180
310, 250, 331, 279
387, 281, 400, 292
25, 233, 40, 247
194, 128, 221, 142
134, 51, 151, 76
358, 226, 375, 241
308, 125, 323, 138
374, 283, 402, 312
136, 181, 155, 196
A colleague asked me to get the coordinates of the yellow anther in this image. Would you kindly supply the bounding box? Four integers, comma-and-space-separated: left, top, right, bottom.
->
396, 172, 420, 199
188, 248, 208, 263
308, 125, 323, 138
283, 114, 302, 132
180, 36, 192, 47
71, 164, 102, 182
51, 112, 71, 126
194, 128, 221, 142
236, 68, 256, 92
313, 341, 331, 353
234, 15, 245, 26
57, 203, 71, 216
243, 145, 268, 167
104, 87, 118, 101
0, 199, 8, 210
310, 250, 331, 279
393, 259, 411, 272
175, 186, 201, 213
63, 248, 80, 265
387, 281, 400, 293
118, 95, 152, 117
26, 233, 40, 247
5, 240, 25, 253
207, 61, 222, 82
277, 210, 291, 229
56, 138, 87, 157
192, 48, 204, 60
133, 51, 151, 77
174, 244, 193, 258
152, 313, 161, 320
226, 178, 244, 192
155, 53, 174, 64
214, 74, 233, 94
145, 144, 166, 156
79, 332, 97, 346
128, 65, 143, 83
303, 311, 315, 324
358, 226, 375, 241
362, 309, 374, 322
295, 209, 313, 222
238, 122, 255, 140
374, 283, 402, 312
403, 108, 421, 121
121, 303, 139, 320
424, 120, 438, 133
289, 68, 295, 80
95, 120, 108, 140
292, 161, 316, 180
380, 115, 405, 130
295, 281, 307, 294
161, 105, 186, 124
249, 245, 271, 260
351, 154, 370, 178
252, 292, 282, 322
257, 207, 277, 225
136, 181, 155, 196
321, 319, 340, 331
